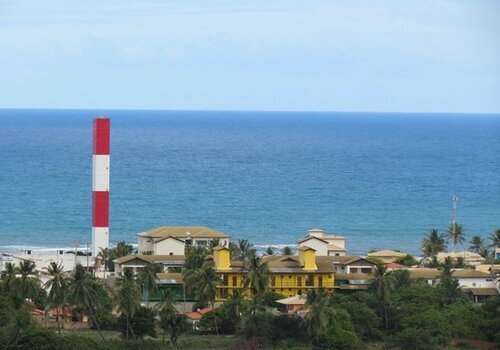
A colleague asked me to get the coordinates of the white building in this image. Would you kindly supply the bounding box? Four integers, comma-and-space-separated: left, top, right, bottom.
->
296, 228, 346, 256
137, 226, 230, 256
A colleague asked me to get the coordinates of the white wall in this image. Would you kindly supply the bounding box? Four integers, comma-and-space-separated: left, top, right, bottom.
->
154, 238, 185, 255
138, 236, 154, 254
458, 278, 495, 289
298, 238, 328, 256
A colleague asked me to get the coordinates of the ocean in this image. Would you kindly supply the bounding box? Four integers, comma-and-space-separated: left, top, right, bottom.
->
0, 109, 499, 255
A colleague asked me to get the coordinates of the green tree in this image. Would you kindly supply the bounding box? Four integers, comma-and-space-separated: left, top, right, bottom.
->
371, 262, 394, 331
184, 264, 221, 334
264, 247, 274, 255
0, 262, 18, 293
159, 309, 189, 347
447, 222, 465, 252
422, 229, 446, 258
230, 239, 255, 261
395, 254, 419, 267
17, 260, 39, 301
243, 252, 270, 296
468, 235, 484, 254
305, 289, 330, 344
115, 268, 141, 340
281, 246, 294, 255
488, 229, 500, 248
138, 262, 163, 306
67, 264, 105, 340
392, 269, 412, 291
43, 262, 67, 335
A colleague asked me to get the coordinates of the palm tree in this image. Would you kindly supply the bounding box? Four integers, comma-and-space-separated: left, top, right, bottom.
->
97, 247, 111, 276
139, 262, 163, 307
371, 262, 394, 331
115, 268, 142, 340
17, 260, 39, 300
185, 264, 221, 309
0, 262, 18, 293
243, 252, 270, 296
305, 289, 330, 344
392, 269, 412, 291
489, 229, 500, 248
468, 236, 484, 254
422, 229, 446, 258
265, 247, 274, 255
447, 222, 465, 252
184, 264, 221, 334
155, 289, 177, 315
231, 239, 255, 261
44, 262, 67, 334
281, 246, 294, 255
67, 264, 105, 340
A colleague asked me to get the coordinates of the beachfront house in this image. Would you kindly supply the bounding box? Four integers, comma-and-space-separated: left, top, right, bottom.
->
137, 226, 230, 255
436, 251, 485, 266
296, 228, 346, 256
367, 249, 407, 263
407, 268, 498, 300
211, 245, 337, 299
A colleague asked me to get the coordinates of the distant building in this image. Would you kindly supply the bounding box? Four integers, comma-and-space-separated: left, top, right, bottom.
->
137, 226, 230, 255
212, 245, 337, 299
367, 250, 406, 263
296, 228, 346, 256
436, 251, 484, 266
408, 268, 496, 290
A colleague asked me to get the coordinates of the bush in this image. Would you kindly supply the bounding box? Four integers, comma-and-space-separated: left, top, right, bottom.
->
118, 306, 157, 339
395, 254, 419, 266
314, 325, 361, 350
392, 327, 439, 350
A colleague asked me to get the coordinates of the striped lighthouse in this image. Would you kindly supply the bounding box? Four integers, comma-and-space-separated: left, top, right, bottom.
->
92, 118, 110, 257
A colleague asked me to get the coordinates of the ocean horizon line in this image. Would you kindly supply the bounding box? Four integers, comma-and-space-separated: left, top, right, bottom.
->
1, 107, 500, 117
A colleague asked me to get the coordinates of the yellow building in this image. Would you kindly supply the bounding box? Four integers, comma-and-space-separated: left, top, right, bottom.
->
212, 246, 336, 300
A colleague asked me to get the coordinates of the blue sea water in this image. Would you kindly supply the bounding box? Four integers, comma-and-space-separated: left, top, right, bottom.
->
0, 109, 499, 255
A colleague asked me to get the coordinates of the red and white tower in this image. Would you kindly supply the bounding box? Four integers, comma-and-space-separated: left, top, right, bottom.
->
92, 118, 110, 257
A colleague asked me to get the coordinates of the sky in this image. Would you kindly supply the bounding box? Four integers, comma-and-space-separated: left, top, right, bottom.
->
0, 0, 499, 113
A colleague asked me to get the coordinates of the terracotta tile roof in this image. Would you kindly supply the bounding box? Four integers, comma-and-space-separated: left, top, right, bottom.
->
140, 226, 229, 239
185, 306, 218, 321
387, 262, 407, 269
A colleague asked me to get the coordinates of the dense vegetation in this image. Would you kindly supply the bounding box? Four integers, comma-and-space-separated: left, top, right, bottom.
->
1, 230, 499, 349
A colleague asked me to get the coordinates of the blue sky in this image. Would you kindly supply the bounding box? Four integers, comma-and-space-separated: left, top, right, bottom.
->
1, 1, 499, 113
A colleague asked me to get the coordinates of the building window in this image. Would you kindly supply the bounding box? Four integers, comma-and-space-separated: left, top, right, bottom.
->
297, 276, 302, 287
318, 276, 323, 287
169, 252, 173, 255
232, 276, 237, 287
271, 276, 276, 286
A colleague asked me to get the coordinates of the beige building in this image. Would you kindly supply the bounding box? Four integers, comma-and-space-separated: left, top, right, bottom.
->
137, 226, 230, 255
436, 251, 484, 266
296, 228, 346, 256
113, 254, 186, 275
367, 249, 407, 263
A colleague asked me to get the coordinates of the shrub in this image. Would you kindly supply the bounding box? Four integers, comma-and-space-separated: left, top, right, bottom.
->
314, 325, 361, 350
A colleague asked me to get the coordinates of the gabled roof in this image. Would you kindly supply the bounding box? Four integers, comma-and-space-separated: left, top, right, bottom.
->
213, 245, 230, 251
185, 306, 218, 321
296, 235, 329, 244
139, 226, 229, 239
154, 236, 186, 244
260, 255, 336, 273
298, 246, 316, 251
114, 254, 186, 265
327, 244, 345, 251
452, 269, 492, 278
408, 268, 440, 280
330, 256, 374, 265
368, 250, 406, 257
276, 295, 307, 305
387, 262, 407, 269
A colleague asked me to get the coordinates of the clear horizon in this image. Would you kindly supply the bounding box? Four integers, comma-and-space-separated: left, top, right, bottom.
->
1, 1, 499, 113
